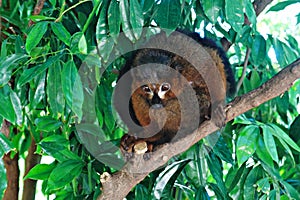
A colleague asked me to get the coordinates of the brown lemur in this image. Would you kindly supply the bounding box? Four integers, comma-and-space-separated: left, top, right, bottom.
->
113, 29, 236, 155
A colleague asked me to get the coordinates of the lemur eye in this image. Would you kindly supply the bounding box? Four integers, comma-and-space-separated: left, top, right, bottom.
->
142, 85, 151, 93
161, 83, 170, 92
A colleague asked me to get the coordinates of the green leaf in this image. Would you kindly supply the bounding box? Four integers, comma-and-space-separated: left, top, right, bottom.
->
17, 55, 60, 87
25, 21, 48, 53
281, 180, 300, 199
30, 72, 46, 109
108, 0, 121, 41
47, 160, 84, 191
262, 125, 279, 163
256, 134, 274, 167
236, 125, 259, 166
0, 54, 27, 87
250, 70, 261, 89
129, 0, 144, 40
268, 124, 300, 152
24, 163, 56, 180
268, 1, 299, 12
0, 94, 16, 124
29, 15, 56, 22
35, 116, 62, 132
244, 0, 256, 26
270, 36, 298, 66
0, 133, 14, 157
251, 35, 267, 66
201, 0, 223, 24
225, 164, 246, 192
244, 166, 262, 199
119, 0, 135, 41
78, 33, 87, 54
47, 61, 64, 117
10, 90, 22, 125
206, 152, 227, 198
151, 159, 191, 199
51, 22, 71, 46
154, 0, 181, 31
256, 177, 270, 193
225, 0, 244, 33
195, 186, 210, 200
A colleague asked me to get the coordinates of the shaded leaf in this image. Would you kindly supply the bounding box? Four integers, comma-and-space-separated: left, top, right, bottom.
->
268, 1, 299, 12
108, 0, 121, 41
119, 0, 135, 41
129, 0, 144, 40
0, 94, 16, 124
26, 21, 48, 53
251, 35, 266, 66
35, 116, 62, 132
51, 22, 71, 46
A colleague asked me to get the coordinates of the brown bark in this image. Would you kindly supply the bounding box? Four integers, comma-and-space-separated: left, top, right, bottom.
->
98, 58, 300, 200
3, 153, 19, 200
22, 139, 41, 200
28, 0, 46, 26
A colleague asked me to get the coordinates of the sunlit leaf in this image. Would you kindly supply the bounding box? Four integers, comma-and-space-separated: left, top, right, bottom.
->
0, 133, 14, 157
119, 0, 135, 41
268, 1, 299, 12
0, 94, 16, 124
24, 163, 56, 180
10, 90, 22, 125
201, 0, 223, 24
262, 125, 279, 163
35, 116, 62, 132
236, 125, 259, 166
225, 0, 244, 33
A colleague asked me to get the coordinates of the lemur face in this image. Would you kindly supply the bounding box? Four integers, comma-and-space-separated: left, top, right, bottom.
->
140, 82, 171, 108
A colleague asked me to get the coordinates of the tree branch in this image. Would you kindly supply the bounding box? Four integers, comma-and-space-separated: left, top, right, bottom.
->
98, 58, 300, 200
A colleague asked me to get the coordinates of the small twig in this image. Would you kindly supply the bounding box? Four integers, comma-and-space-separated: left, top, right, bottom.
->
55, 0, 91, 22
236, 48, 251, 92
28, 0, 46, 27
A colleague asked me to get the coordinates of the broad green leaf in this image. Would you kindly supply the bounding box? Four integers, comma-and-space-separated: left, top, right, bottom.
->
275, 92, 289, 123
0, 133, 14, 157
256, 134, 274, 167
269, 124, 300, 152
17, 55, 60, 87
225, 0, 244, 33
129, 0, 144, 40
251, 35, 267, 66
62, 60, 77, 108
244, 166, 262, 199
256, 177, 270, 193
34, 116, 62, 132
78, 33, 87, 54
0, 54, 27, 87
25, 21, 48, 53
151, 159, 191, 199
108, 0, 121, 41
0, 94, 16, 124
250, 70, 261, 89
24, 163, 56, 180
30, 72, 46, 109
262, 125, 279, 163
236, 125, 259, 166
154, 0, 181, 31
71, 73, 84, 121
135, 185, 148, 200
47, 159, 84, 191
10, 90, 22, 125
268, 1, 299, 12
1, 40, 7, 57
51, 22, 71, 46
96, 2, 115, 62
244, 0, 256, 26
201, 0, 223, 24
270, 36, 298, 66
47, 61, 64, 117
119, 0, 135, 41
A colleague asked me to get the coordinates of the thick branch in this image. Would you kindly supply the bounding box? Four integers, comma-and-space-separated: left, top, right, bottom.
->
98, 58, 300, 200
3, 153, 19, 200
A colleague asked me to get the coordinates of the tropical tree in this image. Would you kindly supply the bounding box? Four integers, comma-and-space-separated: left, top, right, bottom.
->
0, 0, 300, 199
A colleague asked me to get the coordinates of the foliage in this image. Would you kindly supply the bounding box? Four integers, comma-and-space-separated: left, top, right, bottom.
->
0, 0, 300, 199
